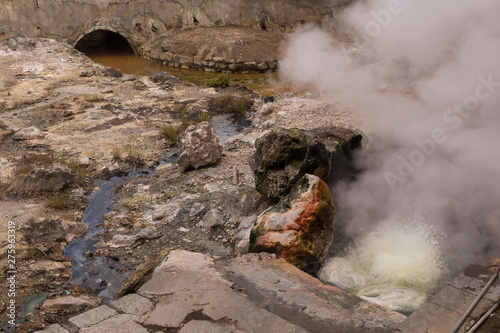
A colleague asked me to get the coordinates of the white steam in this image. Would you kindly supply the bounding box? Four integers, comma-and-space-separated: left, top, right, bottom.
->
280, 0, 500, 270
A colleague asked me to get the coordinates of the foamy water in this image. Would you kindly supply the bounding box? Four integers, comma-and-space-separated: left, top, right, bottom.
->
319, 217, 449, 313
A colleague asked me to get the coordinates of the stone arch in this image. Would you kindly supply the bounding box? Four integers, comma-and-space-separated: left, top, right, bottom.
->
71, 26, 137, 55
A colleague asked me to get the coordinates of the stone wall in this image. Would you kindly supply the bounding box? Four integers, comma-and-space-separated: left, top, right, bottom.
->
0, 0, 352, 54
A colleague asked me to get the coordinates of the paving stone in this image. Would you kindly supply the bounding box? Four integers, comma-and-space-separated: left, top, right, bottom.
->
448, 267, 500, 302
111, 294, 153, 315
396, 302, 466, 333
397, 265, 500, 333
141, 296, 200, 327
178, 320, 237, 333
430, 285, 495, 319
139, 269, 203, 296
33, 324, 68, 333
80, 314, 145, 333
69, 305, 117, 328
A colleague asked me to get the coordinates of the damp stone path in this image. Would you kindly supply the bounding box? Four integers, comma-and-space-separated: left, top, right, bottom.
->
396, 265, 500, 333
34, 250, 407, 333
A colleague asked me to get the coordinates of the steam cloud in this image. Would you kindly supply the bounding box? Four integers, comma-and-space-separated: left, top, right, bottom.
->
280, 0, 500, 270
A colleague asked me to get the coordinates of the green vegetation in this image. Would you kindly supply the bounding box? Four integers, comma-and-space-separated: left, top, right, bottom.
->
13, 152, 88, 183
160, 110, 211, 144
46, 192, 80, 210
125, 144, 145, 165
207, 94, 253, 114
112, 147, 122, 160
120, 195, 150, 210
198, 111, 210, 122
207, 73, 231, 88
160, 124, 182, 143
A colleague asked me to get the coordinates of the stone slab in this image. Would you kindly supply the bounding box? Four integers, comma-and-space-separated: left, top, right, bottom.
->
430, 285, 495, 319
448, 265, 500, 302
33, 324, 68, 333
69, 305, 117, 328
396, 265, 500, 332
110, 294, 153, 316
80, 314, 145, 333
141, 296, 199, 328
178, 320, 238, 333
396, 302, 465, 333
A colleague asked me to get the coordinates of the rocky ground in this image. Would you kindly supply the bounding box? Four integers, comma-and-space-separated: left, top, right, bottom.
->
1, 33, 499, 333
0, 35, 373, 332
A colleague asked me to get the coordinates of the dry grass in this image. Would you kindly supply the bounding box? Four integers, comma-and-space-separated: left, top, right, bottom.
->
207, 94, 253, 114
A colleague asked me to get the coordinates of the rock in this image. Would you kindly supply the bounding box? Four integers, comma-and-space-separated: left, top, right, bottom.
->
160, 41, 172, 52
179, 321, 234, 333
8, 163, 74, 194
120, 74, 136, 82
234, 215, 258, 256
156, 163, 173, 175
41, 296, 100, 314
197, 209, 224, 228
79, 154, 91, 166
115, 248, 170, 299
69, 305, 117, 328
138, 250, 307, 332
7, 38, 17, 50
76, 314, 147, 333
21, 218, 68, 254
250, 174, 334, 273
253, 102, 276, 125
12, 126, 45, 140
177, 122, 222, 172
249, 128, 330, 204
189, 202, 205, 216
110, 294, 153, 316
152, 202, 180, 223
308, 127, 363, 155
33, 324, 69, 333
220, 185, 268, 223
133, 80, 148, 91
103, 67, 123, 78
107, 227, 156, 248
150, 70, 177, 84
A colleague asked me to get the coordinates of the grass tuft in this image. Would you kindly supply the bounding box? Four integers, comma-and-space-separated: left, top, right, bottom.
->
207, 74, 231, 88
207, 94, 253, 114
46, 192, 79, 210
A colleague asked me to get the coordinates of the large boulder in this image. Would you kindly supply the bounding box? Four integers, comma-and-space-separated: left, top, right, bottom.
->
8, 163, 74, 195
250, 174, 334, 273
177, 121, 223, 172
308, 127, 363, 156
249, 128, 330, 204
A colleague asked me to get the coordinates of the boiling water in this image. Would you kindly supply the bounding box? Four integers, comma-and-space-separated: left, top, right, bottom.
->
319, 217, 449, 313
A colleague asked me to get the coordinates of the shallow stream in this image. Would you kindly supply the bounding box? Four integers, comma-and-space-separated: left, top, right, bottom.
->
62, 111, 252, 302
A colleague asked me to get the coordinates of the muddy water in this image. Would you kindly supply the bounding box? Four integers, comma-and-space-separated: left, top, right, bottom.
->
90, 53, 285, 96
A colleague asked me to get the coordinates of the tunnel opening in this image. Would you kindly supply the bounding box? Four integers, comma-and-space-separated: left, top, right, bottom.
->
75, 30, 134, 56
